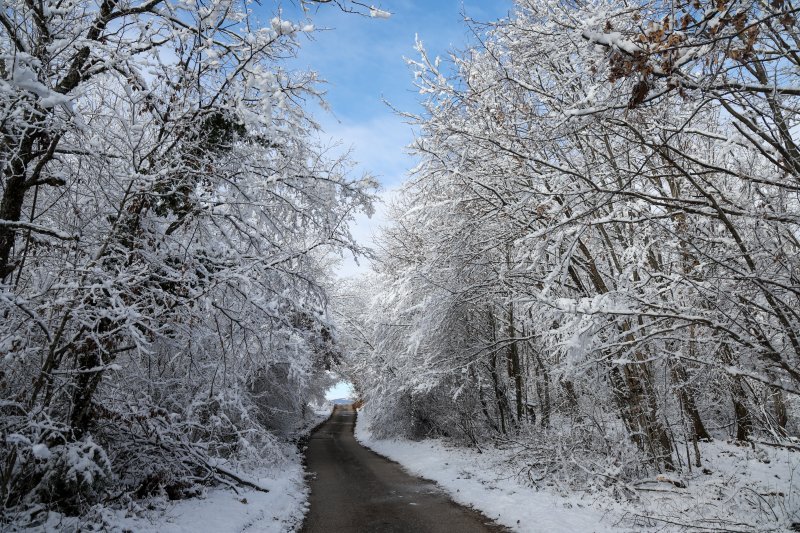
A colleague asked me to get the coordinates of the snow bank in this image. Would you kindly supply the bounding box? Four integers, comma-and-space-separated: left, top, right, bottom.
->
112, 406, 333, 532
110, 460, 307, 533
22, 405, 334, 533
624, 439, 800, 531
22, 455, 308, 533
113, 405, 331, 533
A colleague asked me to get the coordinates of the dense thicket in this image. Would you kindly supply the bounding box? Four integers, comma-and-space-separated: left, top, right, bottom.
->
0, 0, 373, 524
346, 0, 799, 493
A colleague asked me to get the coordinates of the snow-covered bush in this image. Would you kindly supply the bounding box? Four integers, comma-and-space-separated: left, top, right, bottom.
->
31, 439, 112, 515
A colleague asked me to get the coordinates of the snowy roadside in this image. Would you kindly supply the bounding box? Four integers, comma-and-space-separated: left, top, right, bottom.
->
104, 461, 309, 533
354, 408, 621, 533
29, 404, 335, 533
113, 403, 335, 533
354, 406, 800, 533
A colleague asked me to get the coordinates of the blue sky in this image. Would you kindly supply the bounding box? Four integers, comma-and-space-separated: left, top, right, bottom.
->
269, 1, 513, 276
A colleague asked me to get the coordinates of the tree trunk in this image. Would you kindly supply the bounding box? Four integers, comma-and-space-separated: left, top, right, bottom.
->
506, 302, 523, 425
670, 357, 711, 441
0, 137, 35, 280
534, 351, 551, 427
575, 238, 673, 470
732, 387, 752, 442
488, 351, 508, 435
471, 367, 499, 433
621, 358, 674, 471
773, 388, 788, 433
69, 317, 114, 438
720, 345, 753, 441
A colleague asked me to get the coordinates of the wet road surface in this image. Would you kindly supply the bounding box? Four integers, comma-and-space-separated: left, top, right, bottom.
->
301, 405, 508, 533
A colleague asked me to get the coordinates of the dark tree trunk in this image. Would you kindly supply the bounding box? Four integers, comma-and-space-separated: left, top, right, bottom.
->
773, 388, 788, 432
0, 137, 36, 280
489, 351, 508, 435
670, 358, 711, 441
506, 303, 523, 425
534, 351, 551, 427
733, 389, 752, 442
719, 345, 753, 441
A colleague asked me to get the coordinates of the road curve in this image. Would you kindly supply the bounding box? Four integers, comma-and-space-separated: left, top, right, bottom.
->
300, 405, 508, 533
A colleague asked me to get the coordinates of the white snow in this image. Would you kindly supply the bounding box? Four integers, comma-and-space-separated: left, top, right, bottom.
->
369, 6, 391, 19
626, 440, 800, 531
31, 444, 51, 460
269, 17, 295, 35
112, 462, 308, 533
29, 405, 334, 533
581, 30, 642, 55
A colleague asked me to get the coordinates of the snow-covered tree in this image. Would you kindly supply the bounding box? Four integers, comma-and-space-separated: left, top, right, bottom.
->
0, 0, 375, 522
348, 0, 799, 502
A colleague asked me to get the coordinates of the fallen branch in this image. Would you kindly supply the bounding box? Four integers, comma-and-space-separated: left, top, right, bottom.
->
755, 440, 800, 453
210, 464, 270, 494
126, 434, 270, 493
625, 513, 755, 533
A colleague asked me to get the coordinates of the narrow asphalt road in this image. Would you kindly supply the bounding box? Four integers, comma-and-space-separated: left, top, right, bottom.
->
301, 405, 508, 533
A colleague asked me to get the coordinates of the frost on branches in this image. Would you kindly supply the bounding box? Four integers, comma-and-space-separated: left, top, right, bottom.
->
341, 0, 800, 530
0, 0, 374, 526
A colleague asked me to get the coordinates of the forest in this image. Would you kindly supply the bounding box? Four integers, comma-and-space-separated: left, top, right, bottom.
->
1, 0, 799, 530
0, 0, 375, 527
341, 0, 800, 528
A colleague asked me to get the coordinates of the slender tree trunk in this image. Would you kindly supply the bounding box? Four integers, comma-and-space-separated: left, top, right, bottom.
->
670, 357, 711, 441
773, 388, 788, 432
561, 379, 579, 411
534, 351, 551, 427
0, 137, 36, 280
471, 367, 499, 433
489, 352, 508, 435
619, 357, 674, 471
69, 318, 114, 438
506, 302, 523, 425
720, 344, 753, 441
732, 388, 752, 442
575, 238, 674, 469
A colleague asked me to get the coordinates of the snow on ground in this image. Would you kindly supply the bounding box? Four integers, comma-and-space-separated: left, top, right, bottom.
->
118, 404, 337, 533
355, 406, 800, 532
304, 400, 337, 426
28, 404, 335, 533
622, 439, 800, 531
109, 461, 309, 533
354, 408, 621, 532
